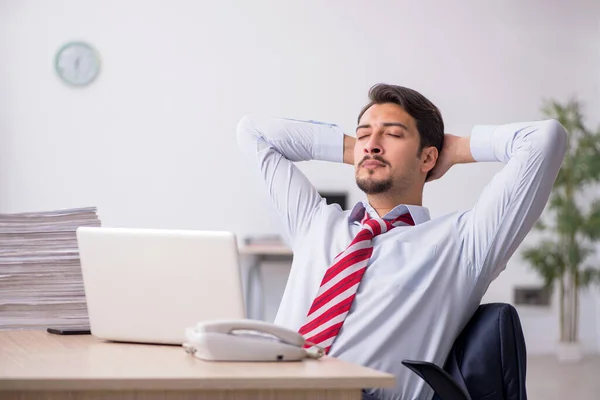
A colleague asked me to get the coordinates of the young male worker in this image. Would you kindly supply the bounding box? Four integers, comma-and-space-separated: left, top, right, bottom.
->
236, 83, 567, 400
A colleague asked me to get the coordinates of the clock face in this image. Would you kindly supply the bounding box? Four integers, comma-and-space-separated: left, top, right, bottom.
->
54, 42, 101, 87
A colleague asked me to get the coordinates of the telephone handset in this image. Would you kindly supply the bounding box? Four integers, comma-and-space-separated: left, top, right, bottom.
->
183, 319, 324, 362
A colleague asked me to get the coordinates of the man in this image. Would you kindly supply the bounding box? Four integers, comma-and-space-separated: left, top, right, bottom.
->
236, 83, 567, 400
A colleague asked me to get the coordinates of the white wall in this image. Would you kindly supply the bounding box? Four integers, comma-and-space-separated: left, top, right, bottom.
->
1, 0, 599, 354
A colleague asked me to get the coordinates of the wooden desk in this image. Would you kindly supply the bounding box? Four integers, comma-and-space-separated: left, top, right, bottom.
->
238, 245, 293, 320
0, 330, 394, 400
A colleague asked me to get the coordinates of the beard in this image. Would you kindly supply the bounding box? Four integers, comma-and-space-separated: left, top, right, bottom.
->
355, 154, 418, 195
356, 174, 393, 194
355, 154, 394, 194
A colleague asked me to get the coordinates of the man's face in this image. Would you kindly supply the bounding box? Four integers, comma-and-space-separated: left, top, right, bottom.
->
354, 103, 424, 195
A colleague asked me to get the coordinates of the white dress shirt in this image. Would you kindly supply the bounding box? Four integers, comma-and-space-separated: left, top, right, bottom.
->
236, 115, 567, 400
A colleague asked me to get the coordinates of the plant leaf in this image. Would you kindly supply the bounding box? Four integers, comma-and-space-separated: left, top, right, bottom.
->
572, 131, 600, 185
534, 219, 547, 231
581, 200, 600, 240
555, 197, 584, 237
567, 242, 593, 271
579, 268, 600, 288
521, 240, 565, 287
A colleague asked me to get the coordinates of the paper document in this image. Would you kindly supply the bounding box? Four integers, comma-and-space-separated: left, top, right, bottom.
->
0, 207, 101, 330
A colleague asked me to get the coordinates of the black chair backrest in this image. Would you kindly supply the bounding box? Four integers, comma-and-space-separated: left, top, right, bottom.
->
402, 360, 471, 400
403, 303, 528, 400
441, 303, 528, 400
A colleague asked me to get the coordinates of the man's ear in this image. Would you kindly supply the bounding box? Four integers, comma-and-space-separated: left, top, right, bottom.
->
420, 146, 438, 174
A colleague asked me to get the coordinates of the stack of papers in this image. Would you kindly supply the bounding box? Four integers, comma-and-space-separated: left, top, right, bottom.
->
0, 207, 101, 330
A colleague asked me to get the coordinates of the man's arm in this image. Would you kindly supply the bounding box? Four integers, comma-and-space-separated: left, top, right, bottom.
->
236, 116, 345, 250
445, 120, 567, 281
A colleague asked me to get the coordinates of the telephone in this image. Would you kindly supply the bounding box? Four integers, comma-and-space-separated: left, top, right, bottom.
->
182, 319, 324, 362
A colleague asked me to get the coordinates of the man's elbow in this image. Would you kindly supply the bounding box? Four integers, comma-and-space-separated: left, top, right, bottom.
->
538, 118, 568, 160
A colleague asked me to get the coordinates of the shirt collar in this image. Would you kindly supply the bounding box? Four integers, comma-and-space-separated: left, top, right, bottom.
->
348, 201, 431, 225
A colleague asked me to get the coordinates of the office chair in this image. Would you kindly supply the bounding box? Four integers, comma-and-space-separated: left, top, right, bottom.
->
402, 303, 528, 400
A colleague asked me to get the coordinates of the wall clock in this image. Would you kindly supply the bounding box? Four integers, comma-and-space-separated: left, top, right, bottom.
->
54, 41, 101, 87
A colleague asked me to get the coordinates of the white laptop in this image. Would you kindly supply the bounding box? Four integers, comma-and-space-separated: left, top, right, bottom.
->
76, 227, 246, 345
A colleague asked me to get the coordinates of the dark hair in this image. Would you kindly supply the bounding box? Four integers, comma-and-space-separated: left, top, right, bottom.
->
357, 83, 444, 159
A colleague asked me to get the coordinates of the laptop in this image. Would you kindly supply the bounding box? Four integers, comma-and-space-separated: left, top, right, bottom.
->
76, 227, 246, 345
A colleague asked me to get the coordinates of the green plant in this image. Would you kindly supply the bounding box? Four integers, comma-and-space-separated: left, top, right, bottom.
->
522, 98, 600, 343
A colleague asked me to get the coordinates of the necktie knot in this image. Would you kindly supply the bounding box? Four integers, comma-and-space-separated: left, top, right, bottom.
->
363, 218, 389, 237
361, 212, 415, 238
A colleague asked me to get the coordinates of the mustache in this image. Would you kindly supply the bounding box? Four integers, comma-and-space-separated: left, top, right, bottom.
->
358, 155, 390, 167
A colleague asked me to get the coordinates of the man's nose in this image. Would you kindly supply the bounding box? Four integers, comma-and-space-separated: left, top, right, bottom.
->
363, 135, 383, 155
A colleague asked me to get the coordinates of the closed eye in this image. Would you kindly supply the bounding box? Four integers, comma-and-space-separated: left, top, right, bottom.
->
387, 132, 403, 138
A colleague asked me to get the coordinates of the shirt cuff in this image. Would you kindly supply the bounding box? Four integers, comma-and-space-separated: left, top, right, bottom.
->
470, 125, 499, 162
313, 125, 345, 163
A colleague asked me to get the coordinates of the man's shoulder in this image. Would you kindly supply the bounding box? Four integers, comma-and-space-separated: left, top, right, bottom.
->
301, 202, 354, 235
410, 210, 471, 247
418, 209, 469, 227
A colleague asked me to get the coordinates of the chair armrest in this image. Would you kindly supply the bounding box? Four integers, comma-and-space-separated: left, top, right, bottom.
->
401, 360, 471, 400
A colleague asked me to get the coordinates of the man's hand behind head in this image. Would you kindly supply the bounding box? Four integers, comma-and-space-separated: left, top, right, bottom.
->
426, 134, 475, 182
343, 134, 356, 165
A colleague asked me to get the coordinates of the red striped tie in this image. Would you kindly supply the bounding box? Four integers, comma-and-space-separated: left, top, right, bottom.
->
298, 210, 415, 354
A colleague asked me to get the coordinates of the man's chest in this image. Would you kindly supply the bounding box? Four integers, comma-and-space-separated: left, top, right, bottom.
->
300, 224, 459, 298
